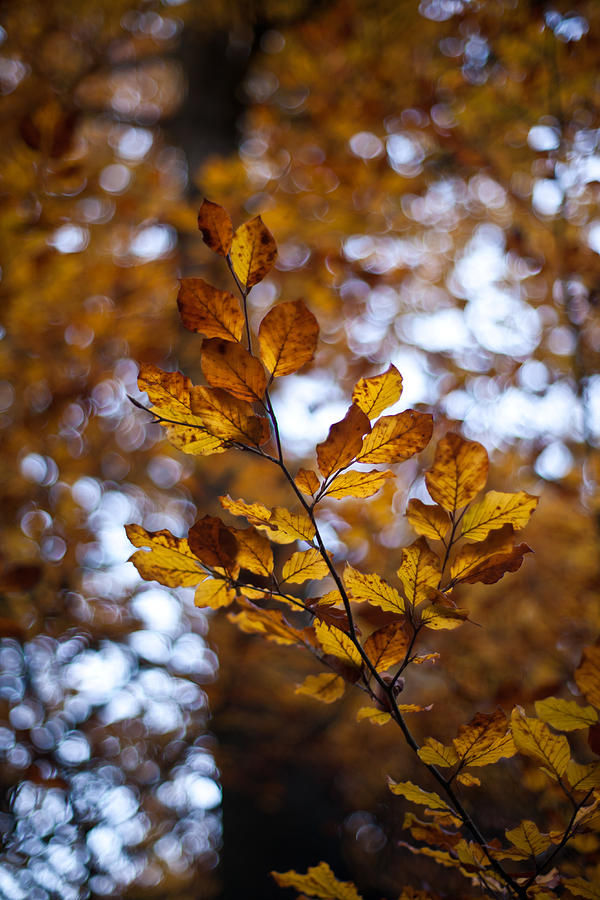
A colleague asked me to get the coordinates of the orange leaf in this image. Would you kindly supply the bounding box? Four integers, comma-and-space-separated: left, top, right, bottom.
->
229, 600, 306, 646
397, 538, 441, 606
453, 709, 516, 767
357, 410, 433, 464
188, 515, 238, 571
201, 338, 267, 402
197, 198, 233, 256
352, 364, 403, 419
191, 386, 269, 446
363, 621, 409, 672
425, 433, 488, 513
316, 404, 371, 478
230, 215, 277, 289
450, 525, 532, 586
295, 468, 321, 497
272, 862, 363, 900
324, 469, 393, 500
231, 526, 273, 576
296, 673, 346, 704
219, 495, 289, 544
405, 499, 450, 542
177, 278, 244, 342
258, 299, 319, 377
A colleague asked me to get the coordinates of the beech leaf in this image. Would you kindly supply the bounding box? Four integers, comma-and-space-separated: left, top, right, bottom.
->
258, 299, 319, 377
388, 779, 452, 812
282, 548, 330, 584
425, 433, 488, 513
406, 499, 451, 542
314, 621, 362, 667
197, 198, 233, 256
450, 525, 532, 586
231, 526, 273, 576
272, 862, 363, 900
201, 338, 267, 402
316, 404, 371, 478
324, 469, 394, 500
352, 364, 403, 419
228, 601, 306, 646
460, 490, 539, 542
296, 673, 346, 704
126, 524, 205, 588
188, 515, 239, 571
363, 621, 409, 672
343, 564, 405, 615
535, 697, 599, 731
191, 386, 269, 446
194, 577, 236, 609
575, 646, 600, 709
357, 409, 433, 464
295, 468, 321, 497
511, 706, 570, 778
177, 278, 244, 343
230, 216, 277, 289
397, 538, 441, 606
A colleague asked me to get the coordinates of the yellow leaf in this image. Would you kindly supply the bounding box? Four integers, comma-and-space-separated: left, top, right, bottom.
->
316, 404, 371, 478
567, 760, 600, 792
162, 423, 226, 457
417, 738, 459, 768
357, 706, 392, 726
177, 278, 244, 342
562, 876, 600, 899
295, 468, 321, 498
228, 601, 305, 646
352, 364, 403, 419
194, 577, 236, 609
258, 299, 319, 377
197, 198, 233, 256
272, 862, 363, 900
126, 524, 205, 588
397, 538, 441, 606
421, 605, 469, 630
455, 773, 481, 787
314, 621, 362, 667
425, 433, 488, 513
230, 215, 277, 289
343, 564, 404, 614
188, 515, 239, 571
219, 495, 285, 543
231, 527, 273, 576
388, 779, 452, 812
453, 709, 517, 767
511, 706, 570, 777
535, 697, 599, 731
191, 386, 270, 446
363, 621, 409, 672
269, 507, 316, 543
450, 525, 532, 586
201, 338, 267, 402
357, 410, 433, 464
406, 499, 451, 542
575, 646, 600, 708
460, 490, 539, 542
296, 673, 345, 704
282, 548, 330, 584
505, 821, 552, 858
324, 469, 394, 500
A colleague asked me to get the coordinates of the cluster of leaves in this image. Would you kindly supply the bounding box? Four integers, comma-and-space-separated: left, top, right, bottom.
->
129, 203, 600, 898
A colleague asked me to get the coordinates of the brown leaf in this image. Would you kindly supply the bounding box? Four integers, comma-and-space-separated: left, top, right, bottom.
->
576, 646, 600, 709
188, 516, 238, 571
197, 198, 233, 256
258, 299, 319, 377
450, 525, 532, 586
231, 526, 273, 576
316, 404, 371, 478
201, 338, 268, 402
363, 621, 409, 672
230, 216, 277, 289
177, 278, 244, 342
425, 433, 488, 513
357, 410, 433, 464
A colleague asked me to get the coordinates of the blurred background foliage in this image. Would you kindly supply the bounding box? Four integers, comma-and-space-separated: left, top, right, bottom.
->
0, 0, 599, 897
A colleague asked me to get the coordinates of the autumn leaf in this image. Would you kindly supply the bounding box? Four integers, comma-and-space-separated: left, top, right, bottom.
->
388, 780, 452, 812
219, 495, 284, 543
534, 697, 599, 731
228, 601, 306, 646
504, 821, 552, 858
316, 404, 371, 478
296, 673, 345, 704
363, 621, 409, 672
452, 709, 516, 768
510, 706, 570, 778
421, 604, 470, 630
314, 621, 362, 667
231, 526, 273, 576
418, 738, 459, 768
397, 539, 441, 606
272, 862, 363, 900
201, 338, 268, 402
566, 760, 600, 792
194, 577, 236, 609
197, 198, 233, 256
282, 548, 330, 584
258, 299, 319, 377
323, 469, 394, 500
295, 468, 321, 498
269, 506, 316, 543
562, 877, 600, 899
187, 515, 238, 571
356, 707, 392, 726
191, 386, 270, 446
177, 278, 244, 342
343, 564, 405, 615
406, 499, 451, 542
450, 525, 532, 586
352, 364, 403, 419
460, 490, 538, 542
575, 646, 600, 709
230, 215, 277, 289
357, 410, 433, 464
126, 524, 205, 588
425, 433, 488, 513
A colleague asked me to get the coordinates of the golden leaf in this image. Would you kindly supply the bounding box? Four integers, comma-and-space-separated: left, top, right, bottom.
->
388, 780, 452, 812
316, 404, 371, 478
567, 760, 600, 792
425, 433, 488, 513
455, 773, 481, 787
282, 548, 330, 584
511, 706, 570, 778
219, 495, 284, 543
562, 877, 600, 899
162, 423, 226, 457
357, 410, 433, 464
177, 278, 244, 342
324, 469, 394, 500
191, 386, 270, 446
201, 338, 267, 402
343, 564, 405, 615
363, 621, 409, 672
269, 507, 316, 543
397, 538, 441, 606
231, 526, 273, 576
188, 515, 238, 571
295, 468, 321, 498
230, 215, 277, 289
575, 646, 600, 709
418, 739, 459, 768
295, 673, 345, 704
126, 524, 205, 588
352, 364, 403, 420
406, 499, 450, 542
357, 706, 392, 726
450, 525, 532, 586
272, 862, 363, 900
535, 697, 599, 731
460, 490, 539, 542
505, 821, 552, 858
197, 198, 233, 256
258, 299, 319, 377
453, 709, 517, 767
194, 577, 236, 609
314, 621, 362, 667
228, 601, 306, 647
421, 605, 469, 630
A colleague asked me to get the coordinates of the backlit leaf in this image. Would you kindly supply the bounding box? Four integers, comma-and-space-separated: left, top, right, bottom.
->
272, 862, 363, 900
177, 278, 243, 342
388, 780, 452, 812
343, 564, 405, 614
162, 423, 226, 457
316, 404, 371, 478
363, 621, 409, 672
191, 386, 270, 446
231, 526, 273, 576
535, 697, 599, 731
352, 364, 403, 420
511, 706, 570, 777
575, 646, 600, 709
258, 299, 319, 377
421, 605, 469, 630
219, 495, 285, 543
296, 673, 345, 704
324, 469, 394, 500
418, 738, 459, 768
562, 877, 600, 899
282, 548, 330, 584
357, 707, 391, 726
197, 198, 233, 256
453, 709, 516, 767
194, 577, 236, 609
357, 410, 433, 464
455, 773, 481, 787
228, 601, 306, 646
425, 433, 488, 513
126, 524, 204, 588
406, 499, 451, 542
460, 490, 539, 542
269, 507, 316, 543
450, 525, 532, 586
188, 515, 238, 571
230, 216, 277, 289
295, 468, 321, 497
314, 621, 362, 667
505, 821, 552, 858
566, 760, 600, 792
201, 338, 267, 402
397, 538, 441, 606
